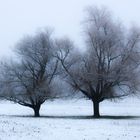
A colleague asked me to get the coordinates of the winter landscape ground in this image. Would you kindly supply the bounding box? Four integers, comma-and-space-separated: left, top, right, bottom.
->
0, 97, 140, 140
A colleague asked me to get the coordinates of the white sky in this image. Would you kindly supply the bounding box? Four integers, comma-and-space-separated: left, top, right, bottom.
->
0, 0, 140, 58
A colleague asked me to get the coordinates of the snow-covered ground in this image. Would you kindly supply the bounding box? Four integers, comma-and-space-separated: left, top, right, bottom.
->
0, 97, 140, 140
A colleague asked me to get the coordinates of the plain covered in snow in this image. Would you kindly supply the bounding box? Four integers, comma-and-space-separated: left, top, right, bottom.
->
0, 97, 140, 140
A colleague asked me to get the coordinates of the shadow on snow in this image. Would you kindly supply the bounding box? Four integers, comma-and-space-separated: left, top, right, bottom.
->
3, 115, 140, 120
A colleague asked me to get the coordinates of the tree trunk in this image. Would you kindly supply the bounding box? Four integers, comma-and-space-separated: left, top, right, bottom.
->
93, 100, 100, 118
33, 104, 41, 117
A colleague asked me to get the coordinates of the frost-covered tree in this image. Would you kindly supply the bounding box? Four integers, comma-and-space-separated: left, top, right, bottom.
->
56, 7, 140, 118
0, 30, 59, 117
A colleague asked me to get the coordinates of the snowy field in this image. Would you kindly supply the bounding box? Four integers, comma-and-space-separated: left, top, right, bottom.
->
0, 97, 140, 140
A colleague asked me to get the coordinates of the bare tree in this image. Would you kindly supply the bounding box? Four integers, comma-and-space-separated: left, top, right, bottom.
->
0, 30, 59, 117
56, 7, 140, 118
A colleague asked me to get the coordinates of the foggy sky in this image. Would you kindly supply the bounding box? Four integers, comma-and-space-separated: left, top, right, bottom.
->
0, 0, 140, 58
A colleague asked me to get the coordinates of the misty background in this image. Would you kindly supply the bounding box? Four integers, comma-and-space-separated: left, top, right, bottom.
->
0, 0, 140, 58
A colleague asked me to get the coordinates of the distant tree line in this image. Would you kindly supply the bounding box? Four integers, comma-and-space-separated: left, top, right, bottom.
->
0, 6, 140, 118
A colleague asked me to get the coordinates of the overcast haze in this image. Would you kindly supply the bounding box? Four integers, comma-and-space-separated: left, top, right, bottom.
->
0, 0, 140, 57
